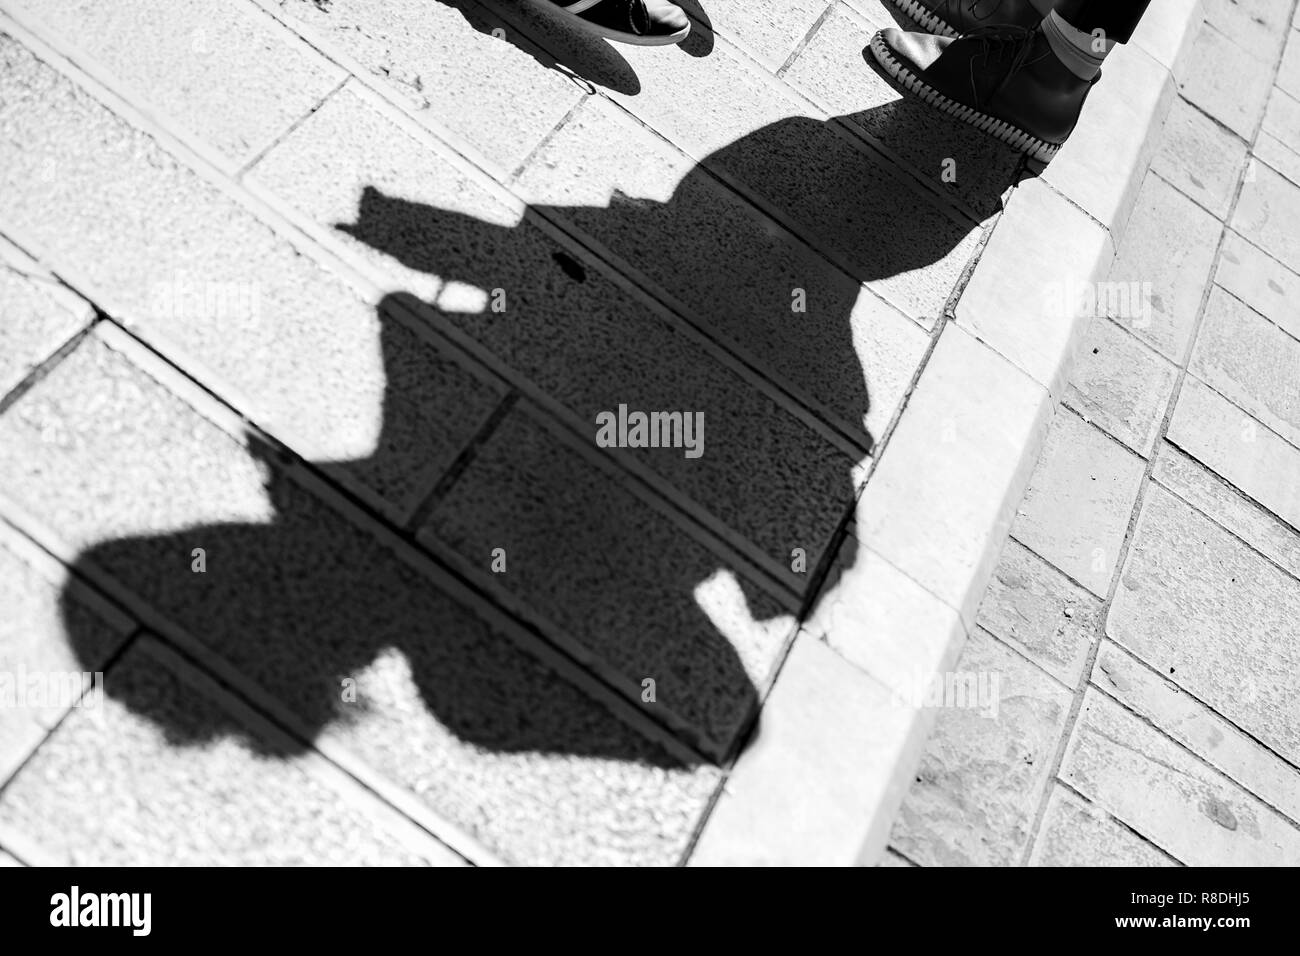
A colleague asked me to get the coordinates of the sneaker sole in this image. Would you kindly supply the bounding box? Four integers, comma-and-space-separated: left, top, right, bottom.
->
551, 7, 691, 45
884, 0, 961, 38
869, 33, 1062, 162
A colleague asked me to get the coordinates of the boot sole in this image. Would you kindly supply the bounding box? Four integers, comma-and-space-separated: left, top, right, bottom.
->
550, 5, 691, 45
885, 0, 961, 38
869, 33, 1062, 162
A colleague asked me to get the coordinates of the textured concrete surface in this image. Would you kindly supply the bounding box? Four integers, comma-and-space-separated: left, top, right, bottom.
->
248, 75, 858, 579
1012, 410, 1146, 597
1178, 23, 1274, 139
0, 333, 719, 865
1215, 229, 1300, 339
1151, 96, 1248, 218
1064, 314, 1178, 457
0, 0, 1009, 866
976, 539, 1100, 688
1030, 785, 1177, 867
1110, 483, 1300, 767
0, 236, 91, 396
421, 408, 796, 758
1103, 169, 1221, 361
1061, 689, 1300, 866
890, 630, 1070, 867
886, 9, 1300, 867
10, 0, 344, 167
2, 0, 1286, 867
0, 522, 134, 783
0, 33, 503, 521
0, 636, 463, 866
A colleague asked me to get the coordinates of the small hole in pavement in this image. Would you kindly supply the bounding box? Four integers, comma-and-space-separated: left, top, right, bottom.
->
552, 251, 586, 282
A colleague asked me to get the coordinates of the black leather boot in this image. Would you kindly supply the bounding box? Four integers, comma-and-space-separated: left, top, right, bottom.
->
868, 23, 1093, 161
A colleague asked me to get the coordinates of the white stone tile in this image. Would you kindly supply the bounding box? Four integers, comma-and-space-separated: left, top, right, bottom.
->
1030, 784, 1177, 866
1062, 688, 1300, 864
1012, 411, 1147, 596
1167, 375, 1300, 530
1065, 315, 1179, 456
1109, 482, 1300, 766
1215, 231, 1300, 341
1093, 640, 1300, 822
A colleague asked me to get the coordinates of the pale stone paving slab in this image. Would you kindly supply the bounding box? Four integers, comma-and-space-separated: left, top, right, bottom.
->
0, 522, 134, 785
1255, 87, 1300, 183
1190, 285, 1300, 448
1277, 26, 1300, 100
267, 0, 584, 175
1177, 23, 1274, 140
9, 0, 344, 167
1093, 640, 1300, 823
1261, 88, 1300, 160
688, 0, 830, 71
889, 630, 1071, 867
1103, 169, 1222, 363
1108, 482, 1300, 767
1064, 315, 1179, 458
1232, 159, 1300, 272
1167, 375, 1300, 531
1153, 444, 1300, 580
1060, 689, 1300, 865
1150, 96, 1248, 220
0, 332, 719, 866
976, 538, 1102, 689
0, 234, 91, 398
0, 32, 503, 524
0, 636, 462, 866
1214, 230, 1300, 341
1255, 128, 1300, 185
1011, 410, 1146, 597
1030, 785, 1179, 866
1204, 0, 1292, 61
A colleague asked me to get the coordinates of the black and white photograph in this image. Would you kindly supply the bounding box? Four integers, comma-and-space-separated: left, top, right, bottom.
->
0, 0, 1296, 914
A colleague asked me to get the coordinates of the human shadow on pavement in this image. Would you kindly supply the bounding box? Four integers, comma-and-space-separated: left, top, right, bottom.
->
61, 105, 1017, 773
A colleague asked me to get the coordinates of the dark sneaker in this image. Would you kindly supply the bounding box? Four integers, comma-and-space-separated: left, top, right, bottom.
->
868, 24, 1092, 161
887, 0, 1052, 38
544, 0, 691, 45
